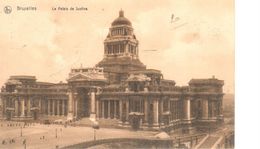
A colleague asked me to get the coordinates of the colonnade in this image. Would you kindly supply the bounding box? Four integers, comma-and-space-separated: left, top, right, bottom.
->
13, 98, 28, 117
98, 100, 119, 119
194, 97, 224, 120
1, 94, 223, 126
46, 99, 67, 116
67, 89, 97, 119
7, 97, 68, 119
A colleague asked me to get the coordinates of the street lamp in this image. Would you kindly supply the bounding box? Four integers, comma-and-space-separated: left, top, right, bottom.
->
20, 126, 23, 137
23, 139, 26, 149
92, 121, 99, 141
55, 128, 57, 138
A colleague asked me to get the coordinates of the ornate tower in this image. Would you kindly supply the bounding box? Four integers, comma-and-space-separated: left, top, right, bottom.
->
96, 10, 146, 84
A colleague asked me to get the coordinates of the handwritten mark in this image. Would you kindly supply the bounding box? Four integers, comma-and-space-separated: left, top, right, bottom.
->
171, 13, 180, 23
171, 14, 174, 22
174, 22, 188, 30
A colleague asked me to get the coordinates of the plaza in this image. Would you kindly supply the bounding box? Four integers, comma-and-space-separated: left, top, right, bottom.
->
0, 121, 156, 149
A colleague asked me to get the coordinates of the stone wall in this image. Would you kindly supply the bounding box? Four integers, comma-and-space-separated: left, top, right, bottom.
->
62, 138, 173, 149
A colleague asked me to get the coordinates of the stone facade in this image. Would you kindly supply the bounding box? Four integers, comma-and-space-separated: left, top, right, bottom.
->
0, 10, 224, 132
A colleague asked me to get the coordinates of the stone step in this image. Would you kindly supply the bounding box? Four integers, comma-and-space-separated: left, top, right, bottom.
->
197, 136, 220, 149
73, 118, 120, 128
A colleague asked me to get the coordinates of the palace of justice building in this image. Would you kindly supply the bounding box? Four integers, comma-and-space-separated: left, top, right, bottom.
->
0, 10, 224, 132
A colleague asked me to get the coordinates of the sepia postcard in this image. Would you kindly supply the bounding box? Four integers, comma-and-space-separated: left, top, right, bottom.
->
0, 0, 234, 148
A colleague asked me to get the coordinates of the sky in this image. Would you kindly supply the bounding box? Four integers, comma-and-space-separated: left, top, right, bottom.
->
0, 0, 234, 93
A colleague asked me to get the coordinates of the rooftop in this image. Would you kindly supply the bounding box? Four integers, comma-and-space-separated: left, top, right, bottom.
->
9, 75, 36, 80
111, 10, 132, 26
130, 69, 161, 75
189, 77, 224, 86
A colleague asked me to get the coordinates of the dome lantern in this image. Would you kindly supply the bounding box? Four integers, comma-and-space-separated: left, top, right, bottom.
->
111, 10, 132, 26
119, 9, 124, 17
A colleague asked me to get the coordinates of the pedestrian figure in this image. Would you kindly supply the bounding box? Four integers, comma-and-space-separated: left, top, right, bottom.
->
2, 140, 6, 145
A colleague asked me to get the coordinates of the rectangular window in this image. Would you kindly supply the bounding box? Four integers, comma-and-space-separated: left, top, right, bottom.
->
163, 100, 168, 112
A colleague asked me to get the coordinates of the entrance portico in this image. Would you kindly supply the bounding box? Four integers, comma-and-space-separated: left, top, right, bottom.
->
66, 67, 107, 121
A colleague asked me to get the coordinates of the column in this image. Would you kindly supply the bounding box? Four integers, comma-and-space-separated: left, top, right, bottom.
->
125, 100, 129, 123
102, 101, 105, 118
108, 101, 110, 118
38, 99, 42, 114
144, 99, 148, 124
43, 99, 46, 115
190, 100, 194, 119
14, 99, 19, 117
72, 99, 74, 116
186, 99, 191, 120
52, 100, 55, 116
42, 99, 45, 115
202, 99, 208, 119
0, 98, 3, 118
0, 98, 3, 117
220, 100, 223, 115
90, 91, 95, 114
153, 99, 159, 127
21, 98, 25, 117
114, 100, 117, 119
67, 90, 73, 119
62, 100, 65, 116
168, 100, 171, 121
159, 100, 164, 125
96, 99, 99, 118
211, 101, 215, 118
119, 100, 123, 121
48, 99, 51, 115
75, 98, 78, 117
57, 100, 60, 116
27, 98, 31, 116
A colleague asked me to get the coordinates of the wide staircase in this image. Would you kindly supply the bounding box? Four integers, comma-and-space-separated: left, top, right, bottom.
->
73, 118, 120, 128
196, 136, 220, 149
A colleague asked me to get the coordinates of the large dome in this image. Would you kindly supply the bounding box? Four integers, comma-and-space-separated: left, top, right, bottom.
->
111, 10, 132, 26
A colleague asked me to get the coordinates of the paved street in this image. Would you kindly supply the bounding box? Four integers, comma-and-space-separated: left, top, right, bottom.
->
0, 121, 157, 149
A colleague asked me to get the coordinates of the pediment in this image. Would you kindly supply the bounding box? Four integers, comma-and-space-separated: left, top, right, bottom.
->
126, 74, 151, 82
68, 73, 92, 82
